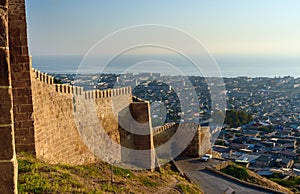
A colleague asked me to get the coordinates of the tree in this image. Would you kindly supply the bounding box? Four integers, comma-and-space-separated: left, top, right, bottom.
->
54, 77, 62, 84
224, 110, 252, 128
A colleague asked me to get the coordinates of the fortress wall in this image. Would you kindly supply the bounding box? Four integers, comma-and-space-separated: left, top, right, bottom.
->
153, 122, 177, 135
31, 69, 132, 164
94, 88, 132, 144
179, 125, 212, 158
31, 72, 96, 164
0, 1, 18, 193
9, 0, 35, 154
153, 123, 178, 162
29, 67, 211, 165
153, 122, 212, 158
198, 126, 212, 155
119, 102, 155, 170
153, 123, 177, 147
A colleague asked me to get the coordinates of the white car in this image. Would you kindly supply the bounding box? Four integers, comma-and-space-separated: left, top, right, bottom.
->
201, 154, 212, 162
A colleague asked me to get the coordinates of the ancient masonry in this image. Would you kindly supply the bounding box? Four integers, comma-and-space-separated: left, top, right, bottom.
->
31, 69, 133, 165
0, 0, 212, 193
31, 69, 211, 167
0, 0, 18, 193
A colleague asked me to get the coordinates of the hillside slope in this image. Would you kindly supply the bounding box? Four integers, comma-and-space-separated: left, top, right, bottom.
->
17, 153, 202, 194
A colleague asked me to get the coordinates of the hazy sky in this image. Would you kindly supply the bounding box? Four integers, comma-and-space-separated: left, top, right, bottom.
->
26, 0, 300, 56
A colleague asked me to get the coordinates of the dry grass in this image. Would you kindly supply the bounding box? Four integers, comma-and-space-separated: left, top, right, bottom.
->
17, 153, 202, 194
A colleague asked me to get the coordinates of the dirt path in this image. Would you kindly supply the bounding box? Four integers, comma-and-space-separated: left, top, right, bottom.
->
154, 176, 182, 194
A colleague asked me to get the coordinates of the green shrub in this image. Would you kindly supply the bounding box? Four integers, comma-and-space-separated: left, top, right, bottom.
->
221, 165, 249, 181
176, 183, 192, 193
113, 166, 133, 178
102, 183, 126, 193
270, 176, 300, 188
140, 177, 158, 187
18, 159, 33, 173
18, 173, 51, 193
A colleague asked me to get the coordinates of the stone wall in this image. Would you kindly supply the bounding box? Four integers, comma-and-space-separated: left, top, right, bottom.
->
0, 0, 18, 193
153, 123, 177, 160
94, 87, 132, 144
31, 69, 132, 164
212, 160, 232, 171
119, 102, 156, 170
154, 122, 212, 159
179, 124, 212, 158
31, 68, 212, 167
8, 0, 35, 154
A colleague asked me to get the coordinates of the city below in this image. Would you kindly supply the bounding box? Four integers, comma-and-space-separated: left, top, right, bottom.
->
49, 72, 300, 191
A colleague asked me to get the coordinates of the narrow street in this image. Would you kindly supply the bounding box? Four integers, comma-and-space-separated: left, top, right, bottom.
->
174, 158, 274, 194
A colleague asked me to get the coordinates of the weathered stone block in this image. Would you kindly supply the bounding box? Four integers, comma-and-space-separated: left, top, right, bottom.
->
0, 0, 7, 7
0, 9, 8, 47
15, 127, 33, 137
14, 96, 29, 104
19, 104, 33, 113
0, 161, 16, 194
0, 49, 9, 86
15, 144, 35, 153
0, 126, 14, 160
129, 103, 150, 123
15, 88, 30, 97
0, 88, 13, 124
15, 135, 34, 145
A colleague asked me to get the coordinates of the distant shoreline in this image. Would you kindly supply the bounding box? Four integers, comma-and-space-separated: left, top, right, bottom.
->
47, 72, 299, 79
32, 54, 300, 78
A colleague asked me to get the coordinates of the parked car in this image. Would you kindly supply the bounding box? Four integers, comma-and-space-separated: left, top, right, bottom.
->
201, 154, 212, 162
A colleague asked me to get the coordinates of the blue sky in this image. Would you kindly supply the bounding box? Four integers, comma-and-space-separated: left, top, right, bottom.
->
26, 0, 300, 56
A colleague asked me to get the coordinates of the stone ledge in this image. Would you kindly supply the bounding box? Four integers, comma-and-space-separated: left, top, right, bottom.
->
205, 166, 286, 194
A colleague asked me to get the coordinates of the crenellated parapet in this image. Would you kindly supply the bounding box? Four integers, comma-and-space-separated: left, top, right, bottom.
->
83, 87, 131, 99
132, 96, 149, 102
32, 68, 54, 85
31, 68, 131, 98
55, 84, 84, 95
31, 68, 84, 95
153, 122, 177, 135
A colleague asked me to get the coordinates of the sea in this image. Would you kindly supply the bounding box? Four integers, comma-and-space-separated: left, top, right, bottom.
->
32, 55, 300, 78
